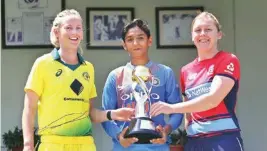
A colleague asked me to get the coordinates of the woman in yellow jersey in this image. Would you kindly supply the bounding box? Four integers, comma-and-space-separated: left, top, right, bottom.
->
22, 9, 134, 151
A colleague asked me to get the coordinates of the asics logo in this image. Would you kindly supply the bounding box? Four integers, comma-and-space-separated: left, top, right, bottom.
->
55, 69, 62, 77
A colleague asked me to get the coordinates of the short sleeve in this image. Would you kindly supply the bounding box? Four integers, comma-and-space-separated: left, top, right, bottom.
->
215, 54, 240, 81
89, 85, 97, 99
24, 58, 44, 97
88, 64, 97, 99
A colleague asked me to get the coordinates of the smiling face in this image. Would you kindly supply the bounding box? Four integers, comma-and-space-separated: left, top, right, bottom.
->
55, 15, 83, 50
191, 15, 222, 53
123, 26, 152, 59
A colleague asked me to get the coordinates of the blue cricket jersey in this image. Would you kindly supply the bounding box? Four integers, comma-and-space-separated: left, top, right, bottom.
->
101, 61, 183, 151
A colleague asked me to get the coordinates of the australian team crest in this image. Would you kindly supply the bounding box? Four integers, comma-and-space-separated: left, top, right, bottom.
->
82, 72, 90, 81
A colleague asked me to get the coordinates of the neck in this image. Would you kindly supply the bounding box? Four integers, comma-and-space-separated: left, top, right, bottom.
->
197, 47, 219, 61
58, 48, 79, 65
131, 56, 149, 66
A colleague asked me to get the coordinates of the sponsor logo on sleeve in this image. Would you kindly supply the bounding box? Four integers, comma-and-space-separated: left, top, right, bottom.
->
225, 62, 234, 74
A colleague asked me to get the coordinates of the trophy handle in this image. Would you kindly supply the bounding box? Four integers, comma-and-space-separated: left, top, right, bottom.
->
133, 91, 147, 117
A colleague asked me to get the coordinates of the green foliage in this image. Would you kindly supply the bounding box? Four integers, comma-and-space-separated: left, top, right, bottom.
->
2, 126, 39, 150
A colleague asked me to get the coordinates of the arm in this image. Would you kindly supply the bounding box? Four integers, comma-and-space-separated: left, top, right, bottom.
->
101, 71, 122, 140
151, 54, 240, 115
90, 99, 134, 123
171, 55, 240, 113
171, 75, 235, 113
151, 77, 235, 115
165, 69, 183, 132
22, 90, 38, 150
22, 58, 43, 151
150, 68, 183, 144
90, 99, 110, 123
88, 65, 134, 123
101, 70, 139, 147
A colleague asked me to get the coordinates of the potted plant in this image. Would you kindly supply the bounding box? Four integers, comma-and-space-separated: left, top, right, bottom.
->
169, 128, 187, 151
2, 126, 39, 151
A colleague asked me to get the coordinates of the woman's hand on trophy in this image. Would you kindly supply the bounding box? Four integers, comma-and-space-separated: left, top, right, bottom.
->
111, 108, 135, 121
150, 101, 174, 117
118, 127, 138, 148
150, 125, 167, 144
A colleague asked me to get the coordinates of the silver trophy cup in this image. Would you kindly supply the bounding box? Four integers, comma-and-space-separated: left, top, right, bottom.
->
124, 65, 161, 144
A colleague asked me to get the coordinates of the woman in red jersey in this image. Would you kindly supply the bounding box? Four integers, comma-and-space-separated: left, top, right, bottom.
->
151, 12, 244, 151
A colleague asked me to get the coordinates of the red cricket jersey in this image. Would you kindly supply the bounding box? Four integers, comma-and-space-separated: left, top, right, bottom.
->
180, 51, 241, 137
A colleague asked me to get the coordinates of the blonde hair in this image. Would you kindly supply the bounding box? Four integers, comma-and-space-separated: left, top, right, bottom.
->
50, 9, 83, 51
191, 11, 222, 32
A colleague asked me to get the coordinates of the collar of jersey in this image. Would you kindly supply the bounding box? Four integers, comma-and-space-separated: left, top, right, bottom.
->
126, 60, 153, 69
51, 48, 85, 64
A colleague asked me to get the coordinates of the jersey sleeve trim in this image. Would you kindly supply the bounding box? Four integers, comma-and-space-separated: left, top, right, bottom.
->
216, 73, 237, 81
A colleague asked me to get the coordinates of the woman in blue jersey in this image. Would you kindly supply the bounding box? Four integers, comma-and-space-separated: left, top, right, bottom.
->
151, 12, 244, 151
101, 19, 183, 151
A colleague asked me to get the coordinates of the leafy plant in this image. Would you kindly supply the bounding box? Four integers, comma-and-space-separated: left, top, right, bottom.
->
169, 128, 187, 146
2, 126, 39, 150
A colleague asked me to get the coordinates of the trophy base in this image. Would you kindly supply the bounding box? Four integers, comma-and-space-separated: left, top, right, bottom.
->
124, 117, 162, 144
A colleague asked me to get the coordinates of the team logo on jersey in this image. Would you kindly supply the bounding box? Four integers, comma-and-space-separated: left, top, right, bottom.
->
207, 64, 214, 75
224, 62, 234, 74
152, 77, 160, 86
227, 63, 234, 71
55, 69, 62, 77
188, 73, 197, 81
82, 72, 90, 81
70, 79, 84, 95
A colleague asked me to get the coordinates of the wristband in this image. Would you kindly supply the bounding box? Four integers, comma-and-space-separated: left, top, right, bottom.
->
107, 110, 112, 120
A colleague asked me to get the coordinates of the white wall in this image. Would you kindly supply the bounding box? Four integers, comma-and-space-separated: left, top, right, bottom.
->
1, 0, 266, 151
235, 0, 267, 150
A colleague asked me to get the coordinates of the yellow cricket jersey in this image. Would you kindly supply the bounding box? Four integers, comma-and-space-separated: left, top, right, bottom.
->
24, 48, 97, 136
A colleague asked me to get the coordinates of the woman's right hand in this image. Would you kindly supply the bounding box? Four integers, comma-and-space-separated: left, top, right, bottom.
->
118, 127, 138, 148
111, 108, 135, 121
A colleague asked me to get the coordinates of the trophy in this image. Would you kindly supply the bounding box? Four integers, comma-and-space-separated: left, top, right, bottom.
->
124, 65, 161, 144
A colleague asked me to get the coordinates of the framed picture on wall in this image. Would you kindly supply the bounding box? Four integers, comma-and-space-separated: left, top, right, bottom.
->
155, 6, 204, 49
1, 0, 66, 49
86, 7, 134, 49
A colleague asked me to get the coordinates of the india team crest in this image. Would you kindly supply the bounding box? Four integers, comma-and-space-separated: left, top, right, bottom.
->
152, 77, 160, 86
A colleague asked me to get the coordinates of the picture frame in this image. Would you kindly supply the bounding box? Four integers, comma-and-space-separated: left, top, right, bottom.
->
86, 7, 135, 49
155, 6, 204, 49
1, 0, 65, 49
